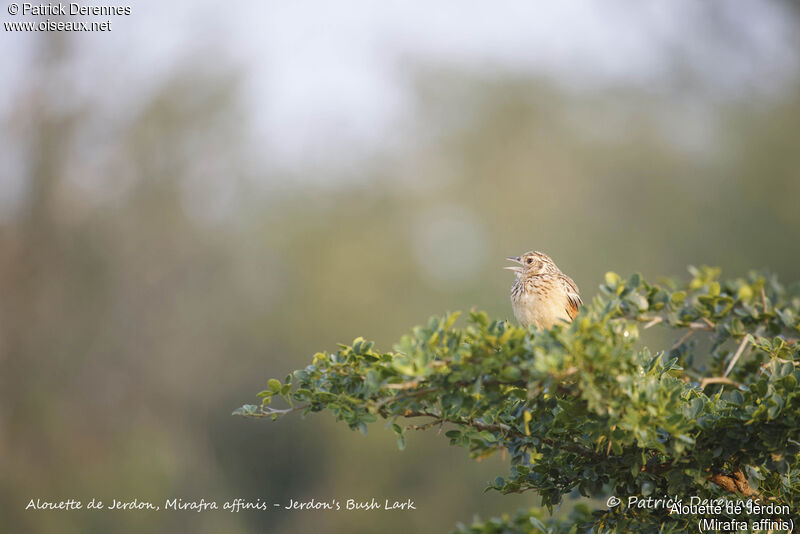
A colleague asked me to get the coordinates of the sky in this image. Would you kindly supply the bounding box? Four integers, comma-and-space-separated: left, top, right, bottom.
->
1, 0, 798, 175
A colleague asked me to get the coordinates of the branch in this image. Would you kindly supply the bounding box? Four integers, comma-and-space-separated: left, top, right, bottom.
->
385, 379, 424, 390
638, 316, 714, 332
374, 386, 437, 410
708, 469, 763, 499
642, 316, 662, 329
671, 329, 695, 350
402, 410, 515, 435
375, 378, 527, 410
243, 405, 307, 418
699, 376, 741, 389
723, 336, 749, 378
642, 460, 673, 475
261, 397, 769, 503
400, 411, 601, 460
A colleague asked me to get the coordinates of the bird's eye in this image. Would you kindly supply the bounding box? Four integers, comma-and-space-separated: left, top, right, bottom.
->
526, 258, 533, 264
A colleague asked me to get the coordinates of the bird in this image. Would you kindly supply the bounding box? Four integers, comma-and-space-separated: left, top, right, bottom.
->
505, 251, 582, 329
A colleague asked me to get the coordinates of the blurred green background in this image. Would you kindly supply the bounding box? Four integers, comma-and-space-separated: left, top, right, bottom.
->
2, 2, 800, 532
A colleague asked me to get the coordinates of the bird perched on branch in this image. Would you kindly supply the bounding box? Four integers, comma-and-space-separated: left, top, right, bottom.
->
505, 251, 582, 329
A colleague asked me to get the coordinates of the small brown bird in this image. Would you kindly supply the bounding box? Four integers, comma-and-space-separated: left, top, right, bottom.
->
505, 251, 582, 329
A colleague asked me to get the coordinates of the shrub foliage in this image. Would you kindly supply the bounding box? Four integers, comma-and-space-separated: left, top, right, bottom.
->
236, 267, 800, 532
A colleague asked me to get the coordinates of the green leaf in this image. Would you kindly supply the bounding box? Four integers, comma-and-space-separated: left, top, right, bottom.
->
605, 271, 621, 288
687, 397, 704, 419
502, 366, 522, 380
625, 273, 641, 292
268, 379, 282, 393
709, 281, 720, 296
726, 390, 744, 405
671, 291, 687, 305
529, 517, 547, 532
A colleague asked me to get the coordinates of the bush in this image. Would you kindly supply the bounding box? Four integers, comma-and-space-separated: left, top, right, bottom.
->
236, 267, 800, 532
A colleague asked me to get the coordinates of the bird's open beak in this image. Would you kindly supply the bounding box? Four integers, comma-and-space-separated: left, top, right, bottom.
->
504, 256, 523, 273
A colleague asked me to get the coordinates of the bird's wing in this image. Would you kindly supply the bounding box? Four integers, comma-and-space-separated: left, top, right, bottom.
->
560, 274, 582, 319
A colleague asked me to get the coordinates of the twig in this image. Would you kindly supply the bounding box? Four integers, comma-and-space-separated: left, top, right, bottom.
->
671, 330, 695, 350
643, 460, 674, 475
376, 377, 530, 410
242, 405, 307, 418
639, 316, 716, 332
263, 405, 305, 415
401, 411, 601, 459
761, 287, 768, 315
402, 410, 513, 434
374, 386, 437, 410
385, 379, 422, 390
406, 420, 443, 432
501, 487, 538, 495
559, 366, 579, 378
723, 337, 749, 378
699, 376, 741, 389
643, 316, 663, 329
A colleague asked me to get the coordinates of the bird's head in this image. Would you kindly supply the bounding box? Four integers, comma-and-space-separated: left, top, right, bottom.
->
505, 251, 558, 277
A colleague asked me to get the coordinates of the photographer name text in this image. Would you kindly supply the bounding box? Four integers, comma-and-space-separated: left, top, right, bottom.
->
12, 3, 130, 16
